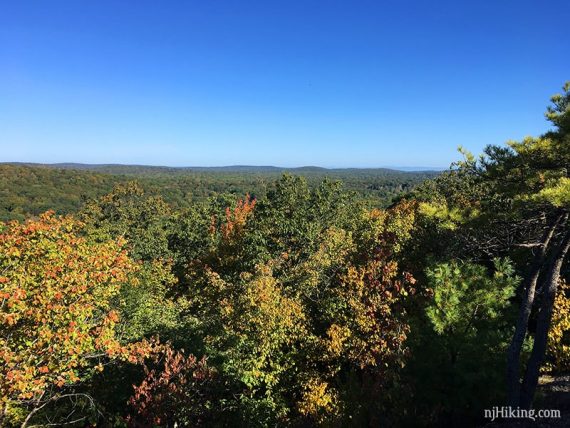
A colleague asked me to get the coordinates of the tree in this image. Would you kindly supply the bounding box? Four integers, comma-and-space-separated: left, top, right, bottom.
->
80, 182, 183, 343
80, 181, 172, 262
416, 82, 570, 409
480, 83, 570, 408
180, 181, 419, 425
406, 259, 518, 424
0, 212, 154, 426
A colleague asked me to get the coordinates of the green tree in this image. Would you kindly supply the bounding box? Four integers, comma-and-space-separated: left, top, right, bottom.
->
416, 82, 570, 409
79, 182, 183, 342
178, 178, 419, 425
405, 260, 517, 425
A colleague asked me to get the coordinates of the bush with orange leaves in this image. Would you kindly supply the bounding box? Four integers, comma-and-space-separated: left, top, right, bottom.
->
0, 212, 155, 426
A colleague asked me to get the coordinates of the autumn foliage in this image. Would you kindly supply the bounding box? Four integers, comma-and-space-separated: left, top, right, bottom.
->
1, 82, 569, 427
218, 194, 256, 241
128, 346, 216, 427
0, 212, 154, 423
545, 281, 570, 372
183, 184, 418, 425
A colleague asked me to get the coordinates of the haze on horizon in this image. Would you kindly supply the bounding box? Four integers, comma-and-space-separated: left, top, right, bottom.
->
1, 0, 569, 168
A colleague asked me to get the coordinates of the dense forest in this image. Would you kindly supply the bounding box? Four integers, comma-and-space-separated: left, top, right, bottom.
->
1, 83, 569, 427
0, 164, 436, 222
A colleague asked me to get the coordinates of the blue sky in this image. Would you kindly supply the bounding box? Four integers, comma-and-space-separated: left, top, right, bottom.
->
1, 0, 568, 168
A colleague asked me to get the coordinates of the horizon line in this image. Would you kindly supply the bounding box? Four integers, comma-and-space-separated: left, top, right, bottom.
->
2, 161, 448, 172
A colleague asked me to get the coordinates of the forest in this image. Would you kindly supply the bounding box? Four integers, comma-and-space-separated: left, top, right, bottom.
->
0, 164, 436, 222
1, 84, 569, 427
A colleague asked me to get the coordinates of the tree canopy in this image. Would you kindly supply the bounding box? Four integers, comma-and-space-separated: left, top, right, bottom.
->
1, 82, 569, 427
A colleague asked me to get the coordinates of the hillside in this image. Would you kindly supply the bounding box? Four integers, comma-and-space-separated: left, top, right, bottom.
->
4, 162, 440, 176
0, 163, 438, 221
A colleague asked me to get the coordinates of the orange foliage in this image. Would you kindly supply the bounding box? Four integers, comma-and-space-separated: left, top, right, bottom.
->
0, 212, 153, 407
217, 194, 256, 241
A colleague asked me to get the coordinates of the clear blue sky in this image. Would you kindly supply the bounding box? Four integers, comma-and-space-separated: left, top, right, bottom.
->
1, 0, 568, 168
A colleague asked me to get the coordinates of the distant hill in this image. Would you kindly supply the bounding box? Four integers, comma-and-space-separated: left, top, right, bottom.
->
2, 162, 442, 176
0, 163, 440, 221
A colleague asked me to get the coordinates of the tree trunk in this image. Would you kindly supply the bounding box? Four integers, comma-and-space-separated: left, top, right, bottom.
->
519, 229, 570, 409
506, 213, 565, 407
